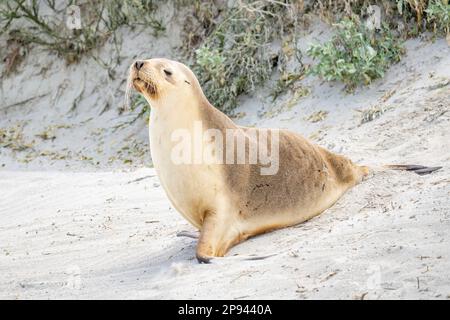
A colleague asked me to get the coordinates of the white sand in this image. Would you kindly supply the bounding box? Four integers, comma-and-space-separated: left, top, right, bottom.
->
0, 14, 449, 299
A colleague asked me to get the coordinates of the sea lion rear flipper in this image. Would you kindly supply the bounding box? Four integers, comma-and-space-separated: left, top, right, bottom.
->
176, 230, 199, 239
385, 164, 442, 175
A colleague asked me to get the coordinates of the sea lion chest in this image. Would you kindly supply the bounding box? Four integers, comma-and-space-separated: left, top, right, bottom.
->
149, 112, 222, 229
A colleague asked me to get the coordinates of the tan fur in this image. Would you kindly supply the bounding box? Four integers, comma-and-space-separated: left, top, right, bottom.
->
129, 58, 369, 262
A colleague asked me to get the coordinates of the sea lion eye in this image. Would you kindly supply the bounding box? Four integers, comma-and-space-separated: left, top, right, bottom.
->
163, 69, 172, 76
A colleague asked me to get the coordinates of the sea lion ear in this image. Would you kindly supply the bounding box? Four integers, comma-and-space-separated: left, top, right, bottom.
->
184, 80, 191, 85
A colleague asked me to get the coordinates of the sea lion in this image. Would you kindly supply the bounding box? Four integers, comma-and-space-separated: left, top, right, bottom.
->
126, 58, 441, 263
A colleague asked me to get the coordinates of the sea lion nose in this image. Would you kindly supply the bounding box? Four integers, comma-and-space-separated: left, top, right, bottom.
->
135, 60, 144, 70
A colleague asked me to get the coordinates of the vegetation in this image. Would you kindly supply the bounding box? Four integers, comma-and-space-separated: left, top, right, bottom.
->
306, 1, 448, 91
313, 0, 448, 30
1, 0, 449, 114
0, 0, 164, 64
425, 0, 450, 35
185, 0, 302, 113
307, 18, 404, 91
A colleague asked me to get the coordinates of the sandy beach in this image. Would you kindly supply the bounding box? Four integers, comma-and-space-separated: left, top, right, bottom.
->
0, 7, 449, 299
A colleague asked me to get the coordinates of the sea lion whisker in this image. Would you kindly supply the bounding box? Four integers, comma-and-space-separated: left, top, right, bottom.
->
135, 70, 159, 95
124, 72, 134, 110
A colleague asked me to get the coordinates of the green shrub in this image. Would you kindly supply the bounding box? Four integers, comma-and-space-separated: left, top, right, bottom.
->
425, 0, 450, 34
307, 18, 404, 91
189, 1, 300, 113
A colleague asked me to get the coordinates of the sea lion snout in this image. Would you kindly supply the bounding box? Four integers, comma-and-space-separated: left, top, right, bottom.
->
128, 60, 159, 97
134, 60, 145, 70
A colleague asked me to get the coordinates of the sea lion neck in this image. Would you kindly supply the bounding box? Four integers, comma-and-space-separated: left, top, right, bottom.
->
150, 90, 238, 132
197, 100, 238, 131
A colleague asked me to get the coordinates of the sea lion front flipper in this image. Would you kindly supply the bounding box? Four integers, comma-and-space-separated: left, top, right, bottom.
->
195, 211, 242, 264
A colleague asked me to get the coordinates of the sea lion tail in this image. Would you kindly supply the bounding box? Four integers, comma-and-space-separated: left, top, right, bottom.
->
383, 164, 442, 175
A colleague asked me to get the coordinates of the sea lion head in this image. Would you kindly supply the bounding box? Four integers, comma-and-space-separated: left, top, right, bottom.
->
126, 58, 204, 108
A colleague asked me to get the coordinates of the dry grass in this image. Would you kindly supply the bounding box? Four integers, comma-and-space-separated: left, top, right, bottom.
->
358, 104, 392, 124
305, 110, 329, 123
0, 123, 34, 151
